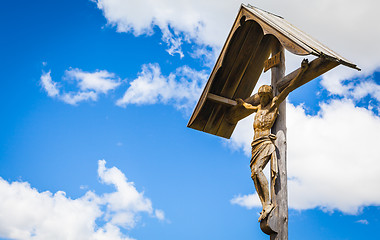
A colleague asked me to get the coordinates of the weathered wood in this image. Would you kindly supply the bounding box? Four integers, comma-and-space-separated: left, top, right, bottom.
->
217, 35, 273, 137
207, 93, 237, 107
241, 6, 310, 56
211, 93, 260, 125
202, 104, 226, 135
277, 57, 339, 93
267, 40, 288, 240
264, 51, 282, 72
188, 4, 358, 139
219, 23, 263, 98
203, 21, 264, 135
190, 55, 338, 134
225, 56, 340, 126
224, 104, 253, 125
187, 12, 249, 130
232, 35, 273, 99
260, 204, 278, 235
209, 18, 254, 95
243, 4, 359, 72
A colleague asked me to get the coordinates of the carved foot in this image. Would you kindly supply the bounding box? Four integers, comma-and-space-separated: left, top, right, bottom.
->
260, 206, 278, 235
258, 204, 275, 222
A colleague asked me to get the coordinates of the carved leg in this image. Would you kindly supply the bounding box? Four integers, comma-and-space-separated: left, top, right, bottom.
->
256, 168, 274, 222
251, 155, 271, 221
251, 173, 264, 206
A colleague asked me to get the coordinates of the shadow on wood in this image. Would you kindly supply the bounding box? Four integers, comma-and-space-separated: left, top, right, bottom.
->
260, 209, 278, 235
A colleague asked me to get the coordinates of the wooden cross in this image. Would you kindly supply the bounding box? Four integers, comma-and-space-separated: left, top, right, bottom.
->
187, 4, 359, 240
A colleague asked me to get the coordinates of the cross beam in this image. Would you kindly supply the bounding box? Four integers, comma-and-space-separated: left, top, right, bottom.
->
206, 56, 339, 125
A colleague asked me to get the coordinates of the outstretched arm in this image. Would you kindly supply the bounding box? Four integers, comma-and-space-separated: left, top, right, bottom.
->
273, 59, 310, 108
236, 98, 259, 112
225, 98, 258, 124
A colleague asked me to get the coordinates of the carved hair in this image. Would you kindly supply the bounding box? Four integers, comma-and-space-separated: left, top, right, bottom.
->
258, 85, 273, 98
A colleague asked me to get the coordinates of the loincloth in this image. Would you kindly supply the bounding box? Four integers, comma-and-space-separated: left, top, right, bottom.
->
250, 134, 278, 179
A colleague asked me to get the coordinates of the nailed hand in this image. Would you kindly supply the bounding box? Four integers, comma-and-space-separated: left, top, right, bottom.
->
301, 58, 309, 69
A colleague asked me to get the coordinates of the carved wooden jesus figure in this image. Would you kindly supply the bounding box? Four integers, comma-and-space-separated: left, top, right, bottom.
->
236, 59, 309, 222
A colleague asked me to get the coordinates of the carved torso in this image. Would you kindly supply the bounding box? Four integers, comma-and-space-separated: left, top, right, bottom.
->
253, 104, 278, 140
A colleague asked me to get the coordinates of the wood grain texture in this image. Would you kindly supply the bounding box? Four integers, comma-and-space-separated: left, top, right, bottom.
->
216, 35, 273, 137
269, 40, 288, 240
187, 10, 247, 129
233, 35, 273, 99
204, 21, 264, 135
264, 51, 282, 72
207, 93, 237, 107
277, 57, 339, 93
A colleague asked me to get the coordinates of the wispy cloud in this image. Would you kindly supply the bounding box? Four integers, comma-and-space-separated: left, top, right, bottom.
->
0, 160, 164, 240
356, 219, 369, 225
40, 71, 60, 97
322, 75, 380, 104
230, 99, 380, 214
230, 194, 261, 210
64, 68, 121, 94
116, 63, 207, 112
161, 26, 185, 58
60, 91, 98, 105
40, 68, 122, 105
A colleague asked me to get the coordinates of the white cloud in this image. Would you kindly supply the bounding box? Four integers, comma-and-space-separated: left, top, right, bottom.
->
323, 76, 380, 103
189, 45, 220, 68
230, 193, 261, 210
229, 99, 380, 214
65, 68, 121, 94
351, 81, 380, 101
41, 64, 207, 110
93, 0, 379, 80
154, 209, 165, 221
61, 91, 98, 105
40, 68, 122, 105
0, 160, 163, 240
116, 63, 207, 112
98, 160, 155, 229
227, 115, 255, 155
93, 0, 241, 56
40, 71, 60, 97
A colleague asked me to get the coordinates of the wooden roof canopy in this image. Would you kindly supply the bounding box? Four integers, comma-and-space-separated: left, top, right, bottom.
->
187, 4, 360, 139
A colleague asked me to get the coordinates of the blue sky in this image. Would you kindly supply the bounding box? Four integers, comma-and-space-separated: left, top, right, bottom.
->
1, 0, 380, 239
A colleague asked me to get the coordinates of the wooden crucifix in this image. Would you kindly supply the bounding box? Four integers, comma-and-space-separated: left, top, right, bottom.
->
187, 4, 359, 240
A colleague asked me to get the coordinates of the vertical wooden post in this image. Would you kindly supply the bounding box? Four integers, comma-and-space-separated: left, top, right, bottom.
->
270, 39, 288, 240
